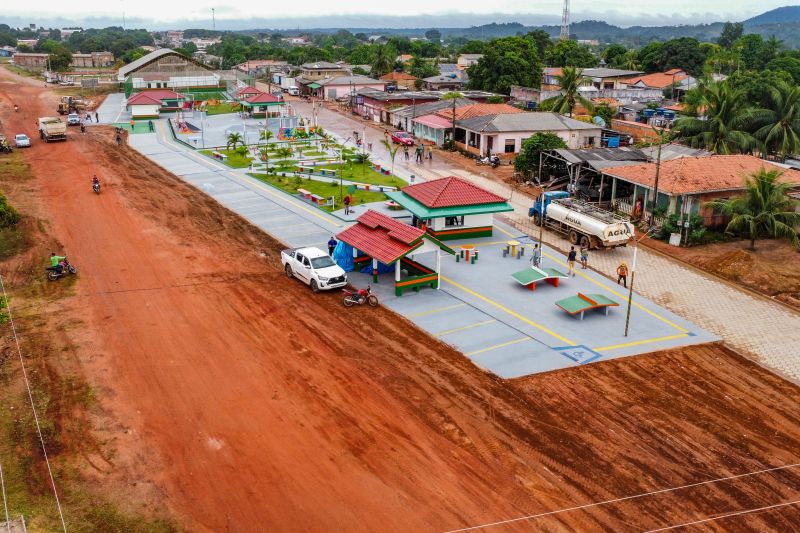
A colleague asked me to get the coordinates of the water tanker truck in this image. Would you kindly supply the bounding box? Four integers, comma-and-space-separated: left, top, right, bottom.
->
529, 191, 634, 249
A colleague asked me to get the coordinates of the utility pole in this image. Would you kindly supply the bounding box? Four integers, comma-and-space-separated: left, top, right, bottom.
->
212, 8, 216, 30
121, 0, 126, 30
623, 227, 655, 337
649, 126, 667, 226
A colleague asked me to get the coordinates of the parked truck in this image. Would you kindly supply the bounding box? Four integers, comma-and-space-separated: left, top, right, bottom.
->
529, 191, 634, 249
38, 117, 67, 142
281, 247, 348, 293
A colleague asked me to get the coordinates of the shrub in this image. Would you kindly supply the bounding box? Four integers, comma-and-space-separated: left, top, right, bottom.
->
0, 194, 21, 228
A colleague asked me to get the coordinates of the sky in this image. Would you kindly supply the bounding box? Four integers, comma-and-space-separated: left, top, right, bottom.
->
1, 0, 790, 29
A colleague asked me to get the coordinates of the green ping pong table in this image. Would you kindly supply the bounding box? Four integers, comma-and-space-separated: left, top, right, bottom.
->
511, 266, 569, 291
556, 293, 619, 320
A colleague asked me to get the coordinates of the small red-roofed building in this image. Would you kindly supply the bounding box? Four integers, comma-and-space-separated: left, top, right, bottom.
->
336, 209, 454, 295
235, 86, 262, 100
385, 176, 513, 240
241, 91, 284, 117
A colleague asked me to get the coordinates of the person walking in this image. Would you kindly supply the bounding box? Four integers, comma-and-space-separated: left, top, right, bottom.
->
95, 111, 99, 123
427, 145, 433, 162
531, 243, 542, 268
580, 245, 589, 269
148, 120, 154, 132
343, 194, 351, 215
415, 145, 423, 163
616, 262, 629, 288
80, 122, 86, 135
403, 146, 410, 160
327, 236, 337, 256
567, 246, 577, 277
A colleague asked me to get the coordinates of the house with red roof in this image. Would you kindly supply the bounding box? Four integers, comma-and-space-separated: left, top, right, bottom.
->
384, 176, 513, 240
336, 210, 454, 295
235, 86, 262, 100
240, 91, 285, 118
601, 155, 800, 225
126, 89, 187, 118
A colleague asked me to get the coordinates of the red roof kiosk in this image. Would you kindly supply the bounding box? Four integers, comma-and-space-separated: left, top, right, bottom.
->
336, 210, 455, 296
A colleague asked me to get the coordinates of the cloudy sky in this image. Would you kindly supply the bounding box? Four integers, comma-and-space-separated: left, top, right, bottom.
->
1, 0, 787, 29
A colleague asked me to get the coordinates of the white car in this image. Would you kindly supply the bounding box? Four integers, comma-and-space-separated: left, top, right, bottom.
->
14, 134, 31, 148
66, 113, 81, 126
281, 247, 347, 292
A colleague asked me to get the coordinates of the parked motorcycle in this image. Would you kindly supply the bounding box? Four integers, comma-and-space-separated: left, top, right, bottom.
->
46, 258, 77, 281
92, 181, 101, 194
342, 285, 378, 307
476, 155, 501, 168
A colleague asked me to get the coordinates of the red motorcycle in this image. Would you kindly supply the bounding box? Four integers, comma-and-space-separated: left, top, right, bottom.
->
342, 285, 378, 307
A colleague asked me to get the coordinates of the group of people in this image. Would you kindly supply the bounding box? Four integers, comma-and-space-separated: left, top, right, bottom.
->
533, 244, 629, 288
402, 144, 433, 163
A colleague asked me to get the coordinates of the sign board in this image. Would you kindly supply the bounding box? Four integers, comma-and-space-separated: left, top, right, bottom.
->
81, 78, 99, 88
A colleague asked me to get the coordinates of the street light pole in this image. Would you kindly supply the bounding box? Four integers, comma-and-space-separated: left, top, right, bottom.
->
623, 226, 655, 337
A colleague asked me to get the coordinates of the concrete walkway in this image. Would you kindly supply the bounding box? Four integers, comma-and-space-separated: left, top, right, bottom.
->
296, 102, 800, 382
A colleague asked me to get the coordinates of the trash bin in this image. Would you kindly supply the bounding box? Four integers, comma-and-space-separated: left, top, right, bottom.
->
669, 232, 681, 246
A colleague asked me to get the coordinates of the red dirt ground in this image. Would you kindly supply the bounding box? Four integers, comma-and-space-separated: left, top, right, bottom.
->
2, 67, 800, 531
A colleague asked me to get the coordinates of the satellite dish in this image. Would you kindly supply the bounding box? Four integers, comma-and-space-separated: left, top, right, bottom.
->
592, 116, 607, 127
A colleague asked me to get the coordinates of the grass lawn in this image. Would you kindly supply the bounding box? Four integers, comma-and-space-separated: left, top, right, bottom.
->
205, 102, 241, 116
302, 150, 327, 156
250, 173, 388, 213
185, 91, 227, 102
200, 148, 253, 168
3, 63, 37, 78
269, 159, 299, 170
322, 162, 407, 188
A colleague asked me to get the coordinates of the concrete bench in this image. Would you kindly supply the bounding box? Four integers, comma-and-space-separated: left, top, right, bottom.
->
512, 266, 568, 291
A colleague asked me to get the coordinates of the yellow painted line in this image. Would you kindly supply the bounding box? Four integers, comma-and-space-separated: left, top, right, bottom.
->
156, 122, 340, 227
494, 224, 516, 237
593, 333, 690, 352
541, 250, 688, 333
467, 337, 532, 356
435, 319, 496, 337
441, 276, 576, 346
409, 303, 466, 317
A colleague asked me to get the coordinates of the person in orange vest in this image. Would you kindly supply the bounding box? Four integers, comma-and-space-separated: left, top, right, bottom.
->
616, 262, 629, 288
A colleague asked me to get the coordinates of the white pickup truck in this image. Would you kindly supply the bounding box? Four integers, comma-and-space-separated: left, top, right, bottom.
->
281, 247, 347, 292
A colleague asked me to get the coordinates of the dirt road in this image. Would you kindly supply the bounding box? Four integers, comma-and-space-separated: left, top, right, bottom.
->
2, 68, 800, 531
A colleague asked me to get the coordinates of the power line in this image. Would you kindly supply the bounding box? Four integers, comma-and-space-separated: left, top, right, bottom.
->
444, 462, 800, 532
0, 274, 67, 532
645, 499, 800, 532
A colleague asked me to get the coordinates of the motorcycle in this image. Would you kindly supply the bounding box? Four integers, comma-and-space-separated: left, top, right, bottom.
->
46, 258, 77, 281
476, 155, 501, 168
342, 285, 378, 307
92, 181, 101, 194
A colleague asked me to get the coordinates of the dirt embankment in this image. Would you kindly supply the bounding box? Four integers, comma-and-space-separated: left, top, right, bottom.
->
2, 65, 800, 531
645, 237, 800, 310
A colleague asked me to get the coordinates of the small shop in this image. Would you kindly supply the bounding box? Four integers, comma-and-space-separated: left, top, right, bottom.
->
335, 210, 454, 296
385, 176, 513, 240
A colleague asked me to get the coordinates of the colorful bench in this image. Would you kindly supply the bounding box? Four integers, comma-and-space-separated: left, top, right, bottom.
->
211, 151, 228, 161
555, 293, 619, 320
512, 266, 568, 291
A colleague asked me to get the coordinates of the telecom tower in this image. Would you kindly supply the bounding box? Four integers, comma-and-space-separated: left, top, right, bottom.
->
560, 0, 570, 40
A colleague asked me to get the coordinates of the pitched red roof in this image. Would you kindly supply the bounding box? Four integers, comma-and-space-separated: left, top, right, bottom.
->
127, 92, 163, 105
402, 176, 507, 208
380, 71, 417, 81
236, 86, 261, 96
137, 89, 185, 100
336, 210, 424, 264
603, 155, 800, 195
245, 92, 281, 104
434, 103, 520, 121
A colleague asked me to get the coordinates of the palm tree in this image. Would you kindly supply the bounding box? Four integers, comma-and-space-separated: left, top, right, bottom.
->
541, 67, 594, 118
751, 83, 800, 159
673, 82, 756, 154
442, 91, 463, 150
275, 146, 293, 160
260, 129, 274, 142
226, 132, 244, 151
381, 137, 399, 183
371, 44, 393, 78
705, 167, 800, 250
621, 50, 639, 71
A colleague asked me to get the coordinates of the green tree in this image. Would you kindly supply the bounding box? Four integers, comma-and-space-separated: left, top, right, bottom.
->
380, 138, 399, 182
226, 132, 244, 150
603, 44, 628, 67
48, 46, 72, 71
513, 133, 567, 177
718, 22, 744, 49
658, 37, 708, 77
540, 67, 593, 117
592, 103, 615, 125
442, 91, 464, 149
727, 69, 793, 108
409, 56, 438, 79
736, 34, 769, 70
765, 56, 800, 84
425, 29, 441, 42
466, 36, 543, 95
638, 41, 664, 72
0, 194, 21, 229
705, 168, 800, 249
371, 44, 393, 78
546, 40, 597, 68
751, 83, 800, 158
525, 30, 551, 61
673, 82, 755, 154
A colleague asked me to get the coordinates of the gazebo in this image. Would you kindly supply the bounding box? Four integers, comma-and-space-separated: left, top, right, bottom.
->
385, 176, 513, 240
241, 92, 284, 118
336, 210, 454, 296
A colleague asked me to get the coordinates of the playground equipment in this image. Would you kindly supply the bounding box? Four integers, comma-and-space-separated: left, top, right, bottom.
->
555, 293, 619, 320
512, 266, 568, 291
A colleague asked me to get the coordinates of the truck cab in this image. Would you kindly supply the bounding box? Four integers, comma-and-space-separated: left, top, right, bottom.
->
528, 191, 569, 222
281, 247, 347, 292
